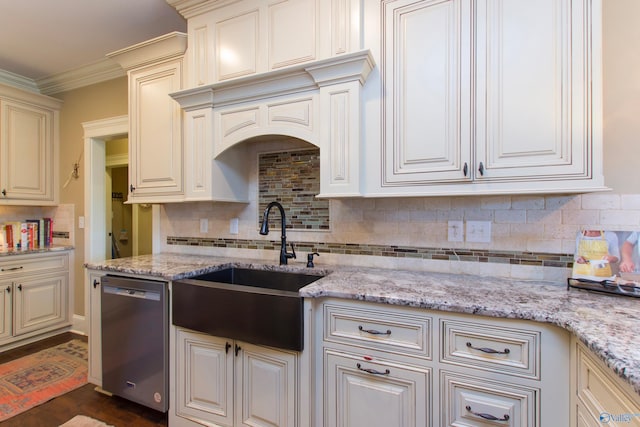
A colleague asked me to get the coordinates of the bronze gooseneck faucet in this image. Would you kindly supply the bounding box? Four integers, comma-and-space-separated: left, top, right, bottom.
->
259, 201, 296, 265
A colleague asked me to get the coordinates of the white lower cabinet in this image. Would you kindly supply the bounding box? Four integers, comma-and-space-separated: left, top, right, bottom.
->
324, 349, 430, 426
86, 270, 105, 386
572, 338, 640, 427
317, 298, 571, 427
172, 327, 297, 427
0, 252, 70, 347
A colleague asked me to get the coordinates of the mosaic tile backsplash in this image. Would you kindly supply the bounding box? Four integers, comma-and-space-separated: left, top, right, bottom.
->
258, 149, 329, 230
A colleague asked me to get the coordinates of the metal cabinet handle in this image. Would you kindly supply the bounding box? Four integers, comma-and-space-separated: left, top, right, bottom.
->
235, 344, 241, 356
356, 363, 390, 376
359, 325, 391, 336
130, 184, 135, 193
463, 162, 468, 176
5, 286, 10, 293
1, 266, 23, 272
466, 405, 510, 422
466, 342, 510, 354
225, 342, 231, 354
1, 189, 5, 197
17, 284, 22, 291
93, 279, 100, 288
478, 162, 485, 176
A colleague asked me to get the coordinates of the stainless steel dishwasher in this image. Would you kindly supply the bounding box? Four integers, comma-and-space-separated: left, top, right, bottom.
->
101, 275, 168, 412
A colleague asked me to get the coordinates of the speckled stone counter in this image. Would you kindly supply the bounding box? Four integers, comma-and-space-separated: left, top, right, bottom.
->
0, 245, 73, 256
85, 253, 640, 395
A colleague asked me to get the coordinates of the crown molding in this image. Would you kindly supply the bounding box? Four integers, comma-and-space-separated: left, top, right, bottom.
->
0, 69, 40, 93
36, 58, 126, 96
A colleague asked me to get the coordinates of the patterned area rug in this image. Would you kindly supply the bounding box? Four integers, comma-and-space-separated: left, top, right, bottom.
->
0, 339, 88, 422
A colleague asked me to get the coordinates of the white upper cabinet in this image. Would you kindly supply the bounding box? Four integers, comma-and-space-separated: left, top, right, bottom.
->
372, 0, 605, 196
0, 84, 61, 205
108, 32, 187, 203
169, 0, 359, 87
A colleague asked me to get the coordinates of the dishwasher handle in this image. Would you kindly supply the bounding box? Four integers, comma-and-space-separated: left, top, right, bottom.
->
103, 285, 161, 301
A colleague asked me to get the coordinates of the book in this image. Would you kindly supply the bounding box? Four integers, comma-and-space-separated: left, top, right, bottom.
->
26, 219, 40, 248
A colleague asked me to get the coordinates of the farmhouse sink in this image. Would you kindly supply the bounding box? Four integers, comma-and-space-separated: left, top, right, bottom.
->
172, 267, 323, 351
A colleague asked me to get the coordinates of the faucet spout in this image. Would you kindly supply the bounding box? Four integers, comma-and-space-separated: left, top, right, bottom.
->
260, 201, 296, 265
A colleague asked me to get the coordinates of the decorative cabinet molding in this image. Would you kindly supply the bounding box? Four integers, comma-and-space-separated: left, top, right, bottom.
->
0, 83, 61, 205
108, 32, 187, 203
168, 0, 362, 88
374, 0, 605, 196
171, 50, 375, 198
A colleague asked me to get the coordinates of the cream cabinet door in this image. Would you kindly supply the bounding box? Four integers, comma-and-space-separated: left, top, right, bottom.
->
325, 349, 430, 427
87, 272, 104, 386
382, 0, 472, 186
176, 329, 234, 427
0, 99, 55, 201
13, 273, 67, 336
129, 59, 184, 201
0, 281, 11, 342
474, 0, 591, 182
236, 341, 297, 427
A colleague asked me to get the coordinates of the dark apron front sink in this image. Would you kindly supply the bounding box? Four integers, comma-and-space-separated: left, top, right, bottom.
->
172, 267, 323, 351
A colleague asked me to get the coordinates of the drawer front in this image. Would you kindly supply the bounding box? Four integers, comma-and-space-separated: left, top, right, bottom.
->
324, 302, 431, 359
441, 371, 538, 427
325, 349, 431, 427
441, 319, 540, 379
0, 253, 68, 279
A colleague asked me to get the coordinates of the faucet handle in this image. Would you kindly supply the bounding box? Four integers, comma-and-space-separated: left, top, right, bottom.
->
307, 252, 319, 268
288, 242, 297, 260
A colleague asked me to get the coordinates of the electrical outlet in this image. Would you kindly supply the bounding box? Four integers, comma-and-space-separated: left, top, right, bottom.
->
199, 218, 208, 233
230, 218, 239, 235
447, 220, 464, 242
466, 221, 491, 243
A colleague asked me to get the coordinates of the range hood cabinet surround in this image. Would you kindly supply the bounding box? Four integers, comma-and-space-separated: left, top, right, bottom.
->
170, 50, 375, 200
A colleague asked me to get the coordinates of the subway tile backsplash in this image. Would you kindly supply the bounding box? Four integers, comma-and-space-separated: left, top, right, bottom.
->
160, 153, 640, 280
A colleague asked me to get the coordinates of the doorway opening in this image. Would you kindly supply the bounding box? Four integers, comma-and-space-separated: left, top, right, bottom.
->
83, 116, 156, 264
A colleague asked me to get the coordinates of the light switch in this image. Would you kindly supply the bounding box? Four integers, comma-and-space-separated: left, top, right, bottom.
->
78, 216, 85, 229
199, 218, 208, 233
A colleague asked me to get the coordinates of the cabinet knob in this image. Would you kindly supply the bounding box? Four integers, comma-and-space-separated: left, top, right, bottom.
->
1, 189, 5, 197
225, 342, 231, 354
130, 184, 136, 193
17, 284, 22, 291
463, 162, 468, 177
235, 344, 242, 356
478, 162, 485, 176
5, 286, 10, 293
93, 279, 100, 288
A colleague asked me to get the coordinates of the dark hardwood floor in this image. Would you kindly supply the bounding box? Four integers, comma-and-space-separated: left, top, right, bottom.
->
0, 333, 168, 427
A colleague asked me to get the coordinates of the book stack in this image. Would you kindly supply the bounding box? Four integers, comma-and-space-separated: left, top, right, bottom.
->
0, 218, 53, 250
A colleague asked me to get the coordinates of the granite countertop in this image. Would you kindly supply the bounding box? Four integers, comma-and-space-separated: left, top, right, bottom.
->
0, 245, 74, 256
85, 253, 640, 395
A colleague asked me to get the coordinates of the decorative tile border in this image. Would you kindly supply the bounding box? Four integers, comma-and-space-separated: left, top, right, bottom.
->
166, 236, 574, 268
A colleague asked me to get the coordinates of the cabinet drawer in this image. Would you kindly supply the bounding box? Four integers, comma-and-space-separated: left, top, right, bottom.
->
441, 319, 540, 379
324, 301, 431, 359
324, 349, 431, 427
0, 253, 68, 279
441, 371, 538, 427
